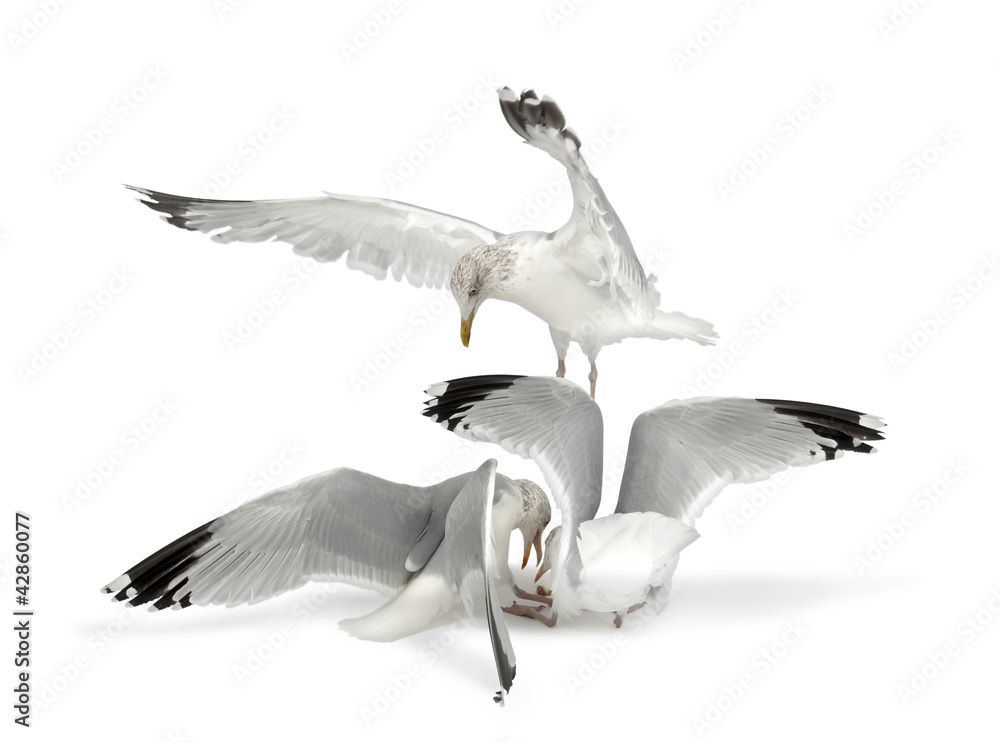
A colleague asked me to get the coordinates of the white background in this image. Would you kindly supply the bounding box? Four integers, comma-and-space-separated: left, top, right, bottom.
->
4, 1, 999, 739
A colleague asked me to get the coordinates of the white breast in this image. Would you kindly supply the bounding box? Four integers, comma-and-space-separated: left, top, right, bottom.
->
502, 236, 637, 346
573, 512, 698, 614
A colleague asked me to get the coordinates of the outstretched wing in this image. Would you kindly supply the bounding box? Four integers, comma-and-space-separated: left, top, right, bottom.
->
616, 398, 885, 522
423, 375, 602, 591
101, 467, 468, 610
498, 87, 657, 320
439, 459, 516, 705
127, 186, 505, 289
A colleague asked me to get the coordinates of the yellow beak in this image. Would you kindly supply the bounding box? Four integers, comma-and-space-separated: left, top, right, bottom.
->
460, 311, 475, 347
521, 529, 544, 569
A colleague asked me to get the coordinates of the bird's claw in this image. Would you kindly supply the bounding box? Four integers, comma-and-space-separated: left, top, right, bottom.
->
502, 601, 544, 615
513, 583, 552, 606
502, 602, 557, 627
613, 602, 647, 628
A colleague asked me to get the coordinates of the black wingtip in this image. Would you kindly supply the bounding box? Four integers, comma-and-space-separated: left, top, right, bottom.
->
756, 399, 886, 459
423, 375, 525, 431
103, 520, 215, 610
497, 87, 580, 151
126, 186, 197, 229
485, 571, 516, 705
126, 185, 255, 232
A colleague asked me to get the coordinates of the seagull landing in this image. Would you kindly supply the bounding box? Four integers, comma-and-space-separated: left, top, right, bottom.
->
125, 86, 715, 398
423, 375, 885, 627
101, 460, 550, 704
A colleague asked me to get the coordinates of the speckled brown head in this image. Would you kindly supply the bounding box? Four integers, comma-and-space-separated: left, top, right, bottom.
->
450, 242, 518, 346
513, 478, 551, 569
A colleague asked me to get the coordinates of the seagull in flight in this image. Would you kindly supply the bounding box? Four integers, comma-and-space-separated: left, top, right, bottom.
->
125, 87, 715, 397
423, 375, 885, 627
101, 460, 550, 705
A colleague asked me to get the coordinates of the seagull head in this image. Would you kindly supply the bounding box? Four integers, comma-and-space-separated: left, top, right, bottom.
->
514, 479, 551, 569
535, 526, 562, 583
449, 244, 518, 347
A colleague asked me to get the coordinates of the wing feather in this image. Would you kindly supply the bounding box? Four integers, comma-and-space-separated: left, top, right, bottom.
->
102, 468, 467, 610
497, 88, 658, 320
439, 459, 516, 703
423, 375, 602, 590
615, 397, 885, 522
127, 186, 504, 289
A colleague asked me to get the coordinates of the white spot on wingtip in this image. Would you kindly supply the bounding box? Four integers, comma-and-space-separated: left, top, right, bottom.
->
859, 414, 885, 429
424, 381, 448, 397
105, 575, 131, 593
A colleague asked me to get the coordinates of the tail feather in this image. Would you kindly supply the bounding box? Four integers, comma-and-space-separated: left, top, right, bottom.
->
652, 309, 718, 346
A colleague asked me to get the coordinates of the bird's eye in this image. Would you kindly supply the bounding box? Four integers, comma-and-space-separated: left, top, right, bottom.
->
469, 287, 478, 297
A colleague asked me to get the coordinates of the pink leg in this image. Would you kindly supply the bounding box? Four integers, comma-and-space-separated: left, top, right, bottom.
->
502, 602, 557, 627
513, 583, 552, 607
613, 602, 646, 628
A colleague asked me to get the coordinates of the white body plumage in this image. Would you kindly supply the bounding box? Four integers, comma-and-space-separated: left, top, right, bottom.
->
543, 512, 699, 621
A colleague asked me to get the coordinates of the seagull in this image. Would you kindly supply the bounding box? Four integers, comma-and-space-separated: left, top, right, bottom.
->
423, 375, 885, 627
101, 459, 551, 705
530, 509, 701, 628
124, 86, 716, 397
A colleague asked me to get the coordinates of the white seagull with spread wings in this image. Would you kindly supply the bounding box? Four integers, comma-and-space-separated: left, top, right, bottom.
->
423, 375, 885, 627
126, 87, 715, 397
101, 460, 550, 705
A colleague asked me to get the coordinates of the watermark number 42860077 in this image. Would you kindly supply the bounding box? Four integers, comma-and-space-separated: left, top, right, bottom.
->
14, 511, 32, 728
